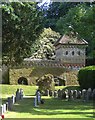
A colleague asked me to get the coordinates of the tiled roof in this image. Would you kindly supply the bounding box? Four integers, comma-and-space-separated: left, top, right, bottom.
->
54, 34, 88, 46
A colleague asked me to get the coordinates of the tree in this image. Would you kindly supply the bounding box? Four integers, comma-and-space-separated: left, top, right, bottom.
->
31, 28, 61, 59
37, 74, 55, 94
56, 3, 95, 59
44, 2, 81, 30
2, 2, 44, 65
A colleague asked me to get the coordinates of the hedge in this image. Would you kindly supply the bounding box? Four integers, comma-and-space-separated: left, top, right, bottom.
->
78, 66, 95, 89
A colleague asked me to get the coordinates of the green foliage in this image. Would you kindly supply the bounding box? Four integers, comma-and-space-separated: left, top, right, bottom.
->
56, 4, 95, 59
31, 28, 61, 59
2, 2, 44, 65
37, 74, 55, 93
78, 66, 95, 89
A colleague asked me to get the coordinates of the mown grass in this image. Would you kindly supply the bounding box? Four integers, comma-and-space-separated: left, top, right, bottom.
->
5, 96, 94, 118
0, 85, 94, 118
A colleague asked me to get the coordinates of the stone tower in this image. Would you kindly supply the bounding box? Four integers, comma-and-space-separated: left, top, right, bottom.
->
54, 34, 88, 68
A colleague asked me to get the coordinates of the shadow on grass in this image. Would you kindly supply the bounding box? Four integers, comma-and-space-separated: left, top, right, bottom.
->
10, 96, 94, 118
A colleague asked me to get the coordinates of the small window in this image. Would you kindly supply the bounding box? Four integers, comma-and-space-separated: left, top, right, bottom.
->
72, 51, 74, 55
66, 51, 68, 55
78, 51, 80, 55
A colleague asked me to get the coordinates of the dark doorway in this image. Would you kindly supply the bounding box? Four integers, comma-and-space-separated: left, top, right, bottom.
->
18, 77, 28, 85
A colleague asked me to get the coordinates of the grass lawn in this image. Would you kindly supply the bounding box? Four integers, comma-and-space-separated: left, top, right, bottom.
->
0, 85, 94, 118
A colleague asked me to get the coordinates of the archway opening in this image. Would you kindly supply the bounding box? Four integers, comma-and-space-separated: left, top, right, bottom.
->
18, 77, 28, 85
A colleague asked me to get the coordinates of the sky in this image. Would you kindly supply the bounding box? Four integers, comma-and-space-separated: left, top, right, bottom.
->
38, 0, 51, 7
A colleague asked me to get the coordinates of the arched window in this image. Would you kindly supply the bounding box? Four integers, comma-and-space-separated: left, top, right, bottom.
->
72, 51, 74, 55
66, 51, 68, 55
18, 77, 28, 85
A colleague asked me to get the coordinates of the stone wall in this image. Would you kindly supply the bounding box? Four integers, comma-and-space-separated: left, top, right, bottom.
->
9, 66, 79, 86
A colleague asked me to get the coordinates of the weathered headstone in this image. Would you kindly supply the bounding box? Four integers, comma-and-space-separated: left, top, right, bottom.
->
65, 89, 69, 99
7, 97, 13, 110
12, 95, 15, 104
58, 89, 61, 98
73, 90, 78, 100
20, 88, 24, 100
45, 90, 49, 96
15, 89, 20, 102
34, 96, 37, 107
77, 90, 81, 99
6, 102, 8, 111
86, 88, 92, 101
3, 104, 6, 113
0, 105, 3, 115
82, 89, 87, 102
37, 91, 41, 104
54, 90, 58, 98
61, 91, 66, 99
68, 90, 73, 101
92, 89, 95, 101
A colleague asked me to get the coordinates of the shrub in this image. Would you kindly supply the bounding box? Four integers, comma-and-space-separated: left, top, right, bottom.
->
78, 66, 95, 89
36, 74, 55, 94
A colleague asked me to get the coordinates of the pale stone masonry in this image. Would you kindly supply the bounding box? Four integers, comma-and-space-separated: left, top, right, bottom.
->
54, 34, 88, 68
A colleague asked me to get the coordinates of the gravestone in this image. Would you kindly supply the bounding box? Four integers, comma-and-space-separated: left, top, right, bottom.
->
54, 90, 58, 98
77, 90, 81, 99
15, 89, 20, 102
7, 97, 13, 110
61, 91, 66, 99
12, 95, 15, 104
0, 105, 3, 115
6, 102, 8, 111
20, 88, 24, 100
34, 96, 37, 107
3, 104, 6, 113
58, 89, 61, 98
92, 89, 95, 101
82, 89, 87, 102
86, 88, 92, 101
45, 90, 49, 96
65, 89, 69, 99
73, 90, 78, 100
68, 90, 73, 101
37, 91, 41, 104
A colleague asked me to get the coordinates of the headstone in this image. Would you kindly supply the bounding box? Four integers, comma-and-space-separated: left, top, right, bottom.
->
6, 102, 8, 111
34, 96, 37, 107
61, 91, 66, 99
37, 91, 41, 104
11, 95, 15, 104
86, 88, 92, 101
7, 97, 13, 110
58, 89, 61, 98
45, 90, 49, 96
82, 89, 87, 102
73, 90, 78, 100
92, 89, 95, 101
3, 104, 6, 113
65, 89, 69, 99
20, 88, 24, 100
68, 90, 73, 101
77, 90, 81, 99
16, 89, 20, 102
0, 105, 3, 115
54, 90, 58, 98
51, 91, 54, 97
49, 90, 52, 97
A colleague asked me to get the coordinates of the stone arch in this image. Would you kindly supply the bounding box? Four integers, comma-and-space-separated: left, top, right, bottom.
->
18, 77, 28, 85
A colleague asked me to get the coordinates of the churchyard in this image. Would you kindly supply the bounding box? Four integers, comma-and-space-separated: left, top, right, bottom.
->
0, 85, 94, 119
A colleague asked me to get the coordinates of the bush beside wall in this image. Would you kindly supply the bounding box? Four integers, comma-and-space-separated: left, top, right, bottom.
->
78, 66, 95, 89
